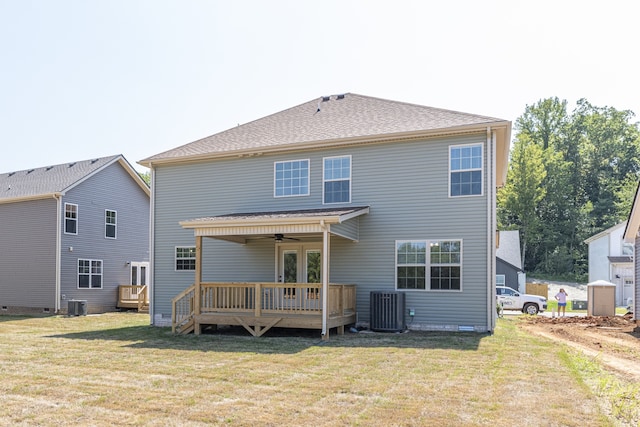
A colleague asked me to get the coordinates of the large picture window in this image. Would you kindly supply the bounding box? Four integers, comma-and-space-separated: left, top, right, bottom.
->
323, 155, 351, 204
176, 247, 196, 271
396, 240, 462, 291
274, 159, 310, 197
64, 203, 78, 235
78, 259, 102, 289
450, 144, 483, 197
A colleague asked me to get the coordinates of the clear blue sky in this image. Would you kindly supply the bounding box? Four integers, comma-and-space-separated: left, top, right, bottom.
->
1, 0, 639, 173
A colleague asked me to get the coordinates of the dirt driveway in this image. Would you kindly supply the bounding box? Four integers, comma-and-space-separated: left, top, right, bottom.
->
520, 314, 640, 381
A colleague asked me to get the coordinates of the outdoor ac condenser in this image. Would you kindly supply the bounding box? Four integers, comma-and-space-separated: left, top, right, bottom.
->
370, 291, 406, 332
67, 300, 87, 316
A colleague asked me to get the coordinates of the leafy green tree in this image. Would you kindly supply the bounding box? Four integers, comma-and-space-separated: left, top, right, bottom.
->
497, 134, 546, 269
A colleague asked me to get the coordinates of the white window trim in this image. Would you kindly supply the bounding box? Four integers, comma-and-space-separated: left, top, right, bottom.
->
77, 258, 103, 289
64, 203, 78, 235
448, 143, 484, 198
496, 274, 506, 286
105, 209, 117, 239
175, 246, 196, 272
395, 239, 463, 292
273, 159, 311, 198
322, 154, 352, 204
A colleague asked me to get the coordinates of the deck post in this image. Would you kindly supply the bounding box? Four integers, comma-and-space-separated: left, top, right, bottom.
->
254, 283, 262, 317
321, 225, 330, 340
194, 235, 202, 335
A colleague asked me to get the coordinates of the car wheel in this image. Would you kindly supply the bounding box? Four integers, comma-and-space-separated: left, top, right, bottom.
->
523, 303, 539, 315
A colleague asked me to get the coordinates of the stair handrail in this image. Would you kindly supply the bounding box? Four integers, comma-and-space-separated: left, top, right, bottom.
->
172, 284, 196, 334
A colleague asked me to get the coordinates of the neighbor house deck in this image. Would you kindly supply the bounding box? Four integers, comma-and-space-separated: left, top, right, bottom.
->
172, 282, 356, 337
117, 285, 149, 312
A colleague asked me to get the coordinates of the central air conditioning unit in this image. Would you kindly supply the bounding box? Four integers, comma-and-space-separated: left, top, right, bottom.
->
68, 300, 87, 316
370, 291, 406, 332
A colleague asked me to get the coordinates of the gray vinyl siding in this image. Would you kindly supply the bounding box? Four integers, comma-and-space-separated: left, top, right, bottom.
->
153, 133, 491, 329
60, 162, 149, 313
636, 236, 640, 319
496, 259, 520, 289
0, 198, 57, 310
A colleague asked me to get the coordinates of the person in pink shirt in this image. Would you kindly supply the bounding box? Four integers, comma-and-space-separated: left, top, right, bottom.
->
555, 288, 568, 317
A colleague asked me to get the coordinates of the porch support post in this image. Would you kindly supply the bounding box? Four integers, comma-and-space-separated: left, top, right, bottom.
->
321, 223, 330, 340
194, 235, 203, 335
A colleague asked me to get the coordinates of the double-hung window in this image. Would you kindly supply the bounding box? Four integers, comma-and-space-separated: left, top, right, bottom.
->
323, 155, 351, 204
450, 144, 483, 197
78, 259, 102, 288
176, 247, 196, 271
105, 210, 117, 239
396, 240, 462, 291
64, 203, 78, 234
274, 159, 309, 197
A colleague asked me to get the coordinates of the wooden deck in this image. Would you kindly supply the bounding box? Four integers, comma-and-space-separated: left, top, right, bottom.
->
172, 282, 356, 338
117, 285, 149, 312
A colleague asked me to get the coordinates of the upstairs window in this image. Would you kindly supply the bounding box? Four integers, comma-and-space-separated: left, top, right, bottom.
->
274, 159, 309, 197
78, 259, 102, 289
450, 144, 483, 197
323, 155, 351, 204
105, 210, 117, 239
65, 203, 78, 235
176, 247, 196, 271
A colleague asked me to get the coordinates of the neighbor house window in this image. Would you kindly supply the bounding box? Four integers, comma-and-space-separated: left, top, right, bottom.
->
323, 155, 351, 203
176, 247, 196, 271
274, 159, 310, 197
496, 275, 506, 286
78, 259, 102, 289
396, 240, 462, 291
65, 203, 78, 234
105, 210, 117, 239
450, 144, 483, 196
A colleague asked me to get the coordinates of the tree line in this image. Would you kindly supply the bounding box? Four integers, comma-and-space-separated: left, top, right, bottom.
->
498, 98, 640, 280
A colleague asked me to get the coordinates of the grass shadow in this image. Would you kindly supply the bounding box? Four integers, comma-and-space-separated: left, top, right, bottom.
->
47, 323, 485, 354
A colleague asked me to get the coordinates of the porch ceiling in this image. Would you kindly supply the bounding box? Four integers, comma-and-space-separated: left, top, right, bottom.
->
179, 206, 369, 243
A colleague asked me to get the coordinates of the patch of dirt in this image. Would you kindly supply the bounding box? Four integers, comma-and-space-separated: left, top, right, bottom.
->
520, 314, 640, 381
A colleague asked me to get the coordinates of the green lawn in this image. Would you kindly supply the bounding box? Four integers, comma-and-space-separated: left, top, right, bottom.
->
0, 313, 635, 426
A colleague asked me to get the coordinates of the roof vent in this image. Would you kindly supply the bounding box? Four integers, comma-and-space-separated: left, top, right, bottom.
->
91, 159, 98, 164
336, 94, 345, 100
27, 169, 34, 174
322, 96, 330, 102
46, 166, 54, 171
68, 162, 76, 168
8, 172, 15, 177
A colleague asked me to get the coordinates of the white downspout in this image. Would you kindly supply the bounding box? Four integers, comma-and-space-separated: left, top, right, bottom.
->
148, 166, 156, 325
54, 194, 62, 313
487, 127, 497, 332
321, 220, 329, 338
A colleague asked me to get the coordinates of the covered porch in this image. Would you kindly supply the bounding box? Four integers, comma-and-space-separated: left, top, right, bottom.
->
172, 206, 369, 339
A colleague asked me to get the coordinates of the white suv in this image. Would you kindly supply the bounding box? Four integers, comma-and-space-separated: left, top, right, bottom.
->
496, 286, 547, 315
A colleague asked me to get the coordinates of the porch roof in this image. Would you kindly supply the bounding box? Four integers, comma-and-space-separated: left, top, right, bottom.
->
179, 206, 370, 243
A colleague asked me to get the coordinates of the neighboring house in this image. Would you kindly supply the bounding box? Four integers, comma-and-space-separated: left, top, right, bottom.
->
496, 230, 525, 292
0, 155, 150, 314
140, 93, 511, 336
624, 181, 640, 319
586, 221, 634, 306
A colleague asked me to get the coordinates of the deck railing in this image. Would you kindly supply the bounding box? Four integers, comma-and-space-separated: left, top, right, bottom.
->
118, 285, 149, 311
171, 282, 356, 333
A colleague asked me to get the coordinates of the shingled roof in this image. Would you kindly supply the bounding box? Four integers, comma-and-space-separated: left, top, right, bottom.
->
140, 93, 511, 170
0, 155, 149, 203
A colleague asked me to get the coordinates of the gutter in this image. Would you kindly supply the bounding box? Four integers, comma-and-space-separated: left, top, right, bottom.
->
487, 127, 496, 333
53, 193, 62, 313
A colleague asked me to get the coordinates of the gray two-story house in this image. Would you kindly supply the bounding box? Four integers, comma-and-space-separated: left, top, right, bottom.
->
141, 93, 511, 336
0, 155, 150, 314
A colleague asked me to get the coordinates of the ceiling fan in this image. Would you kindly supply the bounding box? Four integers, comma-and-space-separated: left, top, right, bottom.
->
252, 233, 301, 242
273, 233, 300, 242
